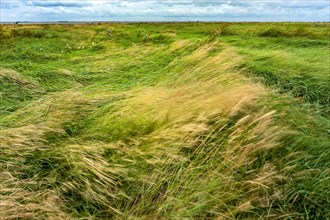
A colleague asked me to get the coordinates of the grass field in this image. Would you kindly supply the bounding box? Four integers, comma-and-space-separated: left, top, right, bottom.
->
0, 22, 329, 219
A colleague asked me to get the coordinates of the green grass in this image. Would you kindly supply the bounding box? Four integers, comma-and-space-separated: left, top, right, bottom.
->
0, 22, 329, 219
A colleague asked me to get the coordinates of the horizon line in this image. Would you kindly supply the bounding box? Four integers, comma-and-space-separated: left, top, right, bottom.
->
1, 20, 329, 23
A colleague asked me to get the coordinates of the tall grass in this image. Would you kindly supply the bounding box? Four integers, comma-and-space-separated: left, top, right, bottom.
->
1, 23, 329, 219
1, 77, 285, 218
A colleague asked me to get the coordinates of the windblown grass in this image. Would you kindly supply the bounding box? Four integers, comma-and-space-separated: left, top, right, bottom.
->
0, 22, 329, 219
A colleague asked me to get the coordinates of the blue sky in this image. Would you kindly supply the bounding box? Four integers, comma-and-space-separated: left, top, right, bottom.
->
1, 0, 329, 22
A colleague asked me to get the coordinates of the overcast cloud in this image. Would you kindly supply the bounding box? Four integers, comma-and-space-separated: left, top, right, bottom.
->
1, 0, 329, 22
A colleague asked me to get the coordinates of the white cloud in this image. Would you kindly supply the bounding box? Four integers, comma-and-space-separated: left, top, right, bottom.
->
1, 0, 329, 22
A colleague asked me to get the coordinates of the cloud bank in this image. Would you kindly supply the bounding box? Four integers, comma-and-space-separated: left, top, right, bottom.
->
1, 0, 329, 22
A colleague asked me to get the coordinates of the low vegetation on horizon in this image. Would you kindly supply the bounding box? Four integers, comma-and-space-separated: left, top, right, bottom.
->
0, 22, 329, 219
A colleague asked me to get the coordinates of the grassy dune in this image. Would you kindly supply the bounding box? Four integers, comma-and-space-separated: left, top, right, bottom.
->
0, 22, 329, 219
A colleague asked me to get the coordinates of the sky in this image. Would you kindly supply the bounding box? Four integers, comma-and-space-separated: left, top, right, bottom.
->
1, 0, 329, 22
